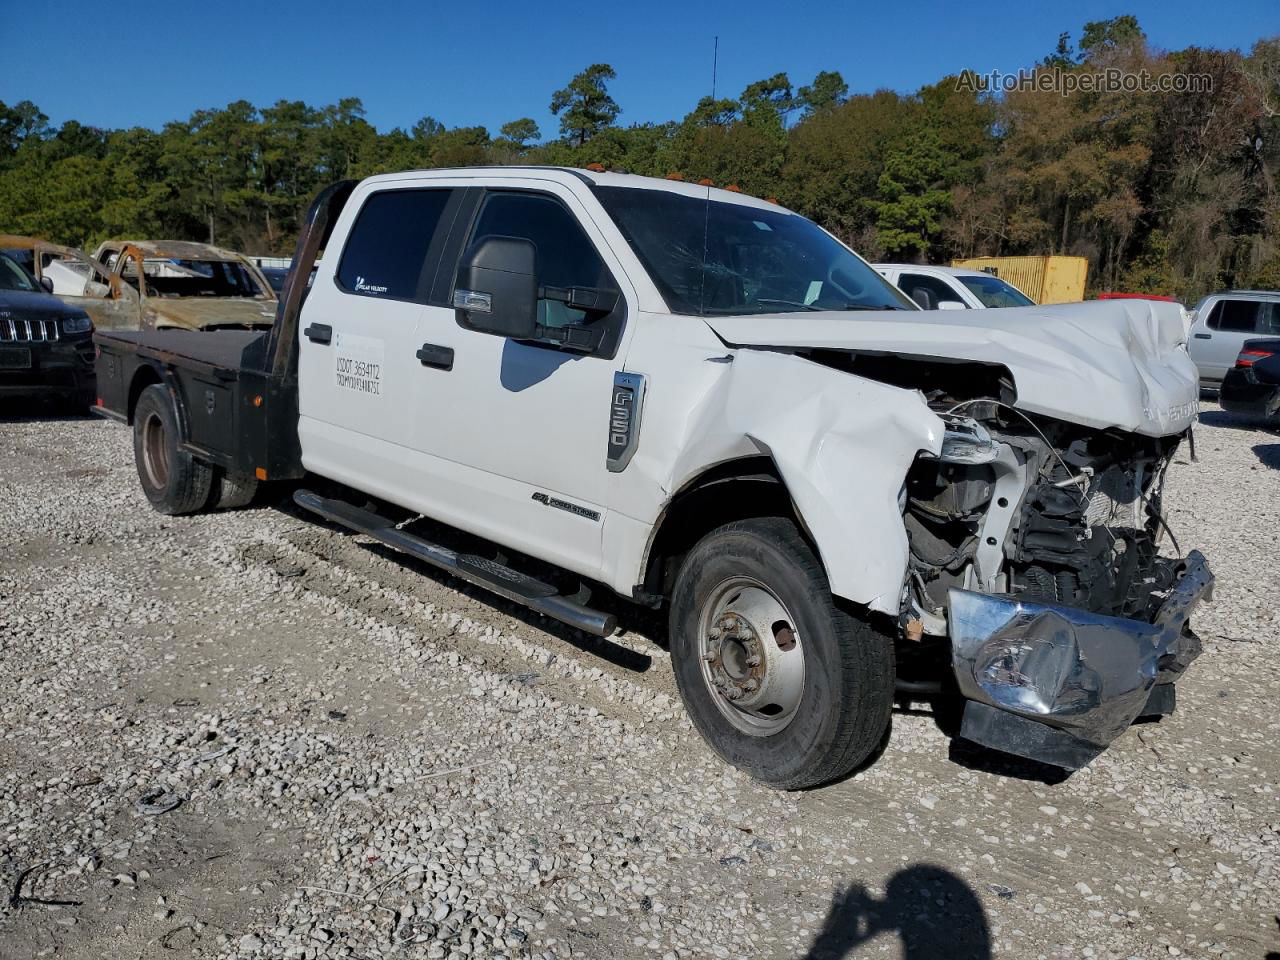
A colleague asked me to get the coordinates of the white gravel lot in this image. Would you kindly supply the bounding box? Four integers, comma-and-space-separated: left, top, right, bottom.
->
0, 403, 1277, 960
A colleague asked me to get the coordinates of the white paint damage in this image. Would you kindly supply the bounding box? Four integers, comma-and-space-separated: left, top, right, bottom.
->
634, 345, 945, 615
703, 297, 1200, 437
627, 298, 1199, 615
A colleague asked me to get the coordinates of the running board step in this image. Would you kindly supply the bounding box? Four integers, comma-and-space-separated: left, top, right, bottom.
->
293, 489, 617, 637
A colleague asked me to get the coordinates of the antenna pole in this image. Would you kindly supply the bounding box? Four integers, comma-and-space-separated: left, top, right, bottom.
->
698, 35, 719, 316
711, 36, 719, 100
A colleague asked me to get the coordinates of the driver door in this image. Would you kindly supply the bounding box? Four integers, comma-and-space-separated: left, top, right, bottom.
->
407, 182, 636, 580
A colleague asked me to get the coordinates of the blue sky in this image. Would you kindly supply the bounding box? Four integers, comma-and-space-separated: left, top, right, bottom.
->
6, 0, 1275, 138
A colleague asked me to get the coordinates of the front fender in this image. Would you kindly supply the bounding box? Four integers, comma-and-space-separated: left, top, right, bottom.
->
671, 349, 944, 615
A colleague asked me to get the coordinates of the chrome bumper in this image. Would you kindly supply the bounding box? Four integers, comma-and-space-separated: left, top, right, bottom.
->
948, 551, 1213, 768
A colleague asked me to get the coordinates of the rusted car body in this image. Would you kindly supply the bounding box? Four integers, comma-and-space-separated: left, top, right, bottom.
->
91, 240, 278, 331
0, 235, 142, 331
0, 236, 278, 333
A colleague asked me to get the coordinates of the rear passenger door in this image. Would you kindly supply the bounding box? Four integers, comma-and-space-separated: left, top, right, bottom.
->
297, 184, 464, 504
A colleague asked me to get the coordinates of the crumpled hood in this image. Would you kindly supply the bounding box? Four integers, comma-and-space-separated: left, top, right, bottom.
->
150, 298, 278, 331
704, 298, 1198, 437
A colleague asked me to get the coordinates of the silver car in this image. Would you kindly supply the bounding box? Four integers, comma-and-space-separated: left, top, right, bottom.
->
1188, 290, 1280, 389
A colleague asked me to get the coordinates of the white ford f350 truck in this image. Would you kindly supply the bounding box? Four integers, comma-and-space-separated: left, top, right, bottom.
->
93, 168, 1213, 788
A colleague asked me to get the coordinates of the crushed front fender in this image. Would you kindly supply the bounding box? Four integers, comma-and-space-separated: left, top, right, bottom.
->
948, 550, 1213, 768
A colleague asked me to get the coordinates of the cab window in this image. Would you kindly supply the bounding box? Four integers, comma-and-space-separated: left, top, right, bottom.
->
337, 189, 455, 302
899, 273, 966, 309
1206, 299, 1280, 334
466, 192, 617, 331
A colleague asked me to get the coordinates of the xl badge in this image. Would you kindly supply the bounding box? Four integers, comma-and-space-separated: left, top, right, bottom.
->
606, 372, 645, 473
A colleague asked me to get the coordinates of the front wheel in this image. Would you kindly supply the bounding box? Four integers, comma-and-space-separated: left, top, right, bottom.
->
669, 518, 895, 789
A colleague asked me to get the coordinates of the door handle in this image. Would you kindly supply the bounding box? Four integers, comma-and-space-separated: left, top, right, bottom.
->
304, 323, 332, 344
1193, 333, 1212, 340
416, 343, 454, 371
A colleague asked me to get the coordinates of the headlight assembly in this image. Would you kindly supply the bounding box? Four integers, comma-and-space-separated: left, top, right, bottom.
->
62, 315, 93, 335
933, 415, 998, 465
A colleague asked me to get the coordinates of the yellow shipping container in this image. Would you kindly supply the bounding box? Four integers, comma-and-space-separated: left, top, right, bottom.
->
949, 255, 1088, 305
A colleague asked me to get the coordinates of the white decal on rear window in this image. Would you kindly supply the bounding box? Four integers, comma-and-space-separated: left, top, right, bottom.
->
354, 276, 389, 295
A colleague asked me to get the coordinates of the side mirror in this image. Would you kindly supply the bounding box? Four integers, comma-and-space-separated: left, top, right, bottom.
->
909, 287, 937, 310
937, 300, 968, 311
39, 275, 55, 294
454, 236, 538, 340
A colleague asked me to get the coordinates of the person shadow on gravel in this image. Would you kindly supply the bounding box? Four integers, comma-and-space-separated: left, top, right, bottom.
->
801, 864, 992, 959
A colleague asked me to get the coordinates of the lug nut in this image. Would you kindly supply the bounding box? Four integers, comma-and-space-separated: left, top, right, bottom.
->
708, 626, 722, 640
701, 652, 717, 662
745, 655, 761, 668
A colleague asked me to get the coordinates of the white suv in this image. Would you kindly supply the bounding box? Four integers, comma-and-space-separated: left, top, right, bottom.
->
875, 264, 1035, 310
1187, 290, 1280, 389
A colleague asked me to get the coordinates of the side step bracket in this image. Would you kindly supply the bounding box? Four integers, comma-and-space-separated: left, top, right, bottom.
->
293, 489, 617, 637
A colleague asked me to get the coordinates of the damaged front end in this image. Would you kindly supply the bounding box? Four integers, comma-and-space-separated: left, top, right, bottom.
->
903, 404, 1213, 769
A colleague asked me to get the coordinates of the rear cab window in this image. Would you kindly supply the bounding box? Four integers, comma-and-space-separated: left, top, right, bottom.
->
336, 189, 457, 303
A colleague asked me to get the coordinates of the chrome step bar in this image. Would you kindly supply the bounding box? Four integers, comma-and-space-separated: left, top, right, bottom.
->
293, 489, 617, 637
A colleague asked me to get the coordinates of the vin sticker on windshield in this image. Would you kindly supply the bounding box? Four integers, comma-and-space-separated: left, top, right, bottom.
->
333, 332, 385, 397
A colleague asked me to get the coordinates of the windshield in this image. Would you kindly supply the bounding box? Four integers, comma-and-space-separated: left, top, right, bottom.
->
594, 187, 913, 315
957, 274, 1034, 308
0, 252, 40, 292
120, 257, 269, 298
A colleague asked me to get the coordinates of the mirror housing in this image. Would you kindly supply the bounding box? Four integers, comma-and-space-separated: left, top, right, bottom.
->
454, 236, 538, 340
39, 275, 55, 294
937, 300, 968, 311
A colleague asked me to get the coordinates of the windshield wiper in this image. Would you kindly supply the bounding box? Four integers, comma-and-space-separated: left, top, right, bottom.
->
752, 298, 824, 311
753, 298, 908, 313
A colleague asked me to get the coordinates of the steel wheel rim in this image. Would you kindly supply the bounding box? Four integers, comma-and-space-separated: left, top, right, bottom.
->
696, 576, 805, 736
141, 412, 170, 490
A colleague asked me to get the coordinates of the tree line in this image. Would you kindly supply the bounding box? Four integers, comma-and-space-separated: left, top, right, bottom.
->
2, 16, 1277, 303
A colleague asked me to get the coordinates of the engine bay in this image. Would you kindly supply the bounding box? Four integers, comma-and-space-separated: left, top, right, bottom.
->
903, 403, 1187, 634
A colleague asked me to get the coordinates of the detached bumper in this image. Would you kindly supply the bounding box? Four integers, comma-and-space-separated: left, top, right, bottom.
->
948, 551, 1213, 769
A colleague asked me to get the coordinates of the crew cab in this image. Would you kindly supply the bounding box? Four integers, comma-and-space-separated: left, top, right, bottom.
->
93, 168, 1212, 788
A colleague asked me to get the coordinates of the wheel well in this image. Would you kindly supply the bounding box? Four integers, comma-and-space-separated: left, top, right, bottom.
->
642, 457, 809, 600
126, 365, 163, 423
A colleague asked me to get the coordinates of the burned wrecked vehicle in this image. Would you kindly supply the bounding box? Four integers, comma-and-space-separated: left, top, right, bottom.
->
0, 236, 278, 332
0, 234, 144, 331
91, 240, 278, 331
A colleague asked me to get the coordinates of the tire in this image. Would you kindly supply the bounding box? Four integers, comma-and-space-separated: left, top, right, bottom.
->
668, 517, 895, 789
132, 383, 213, 515
214, 471, 259, 510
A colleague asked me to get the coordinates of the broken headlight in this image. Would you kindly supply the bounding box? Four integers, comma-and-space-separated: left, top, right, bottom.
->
931, 415, 998, 465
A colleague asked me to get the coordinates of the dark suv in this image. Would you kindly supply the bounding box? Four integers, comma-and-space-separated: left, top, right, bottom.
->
0, 252, 95, 410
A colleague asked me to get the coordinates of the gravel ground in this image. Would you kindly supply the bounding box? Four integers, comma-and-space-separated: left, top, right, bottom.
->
0, 403, 1277, 960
